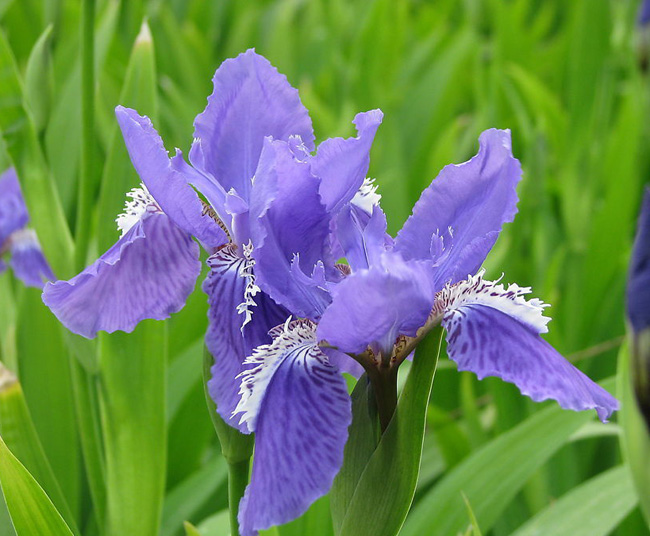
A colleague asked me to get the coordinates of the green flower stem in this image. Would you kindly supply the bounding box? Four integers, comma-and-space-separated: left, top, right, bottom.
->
366, 364, 399, 434
228, 459, 250, 535
203, 348, 254, 536
75, 0, 95, 271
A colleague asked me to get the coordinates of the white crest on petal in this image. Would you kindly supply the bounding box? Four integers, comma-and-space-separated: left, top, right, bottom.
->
351, 177, 381, 215
237, 240, 260, 331
432, 269, 551, 334
208, 241, 260, 332
115, 184, 161, 236
234, 318, 324, 432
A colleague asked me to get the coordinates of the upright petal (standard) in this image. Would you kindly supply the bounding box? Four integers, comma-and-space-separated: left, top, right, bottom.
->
192, 49, 315, 201
395, 129, 522, 290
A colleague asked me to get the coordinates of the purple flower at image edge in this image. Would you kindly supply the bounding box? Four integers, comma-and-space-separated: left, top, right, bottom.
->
639, 0, 650, 26
0, 168, 55, 289
626, 187, 650, 427
41, 49, 619, 536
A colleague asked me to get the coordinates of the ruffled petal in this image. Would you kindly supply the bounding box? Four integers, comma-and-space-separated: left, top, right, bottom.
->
115, 106, 228, 249
9, 229, 55, 288
203, 244, 287, 432
317, 253, 435, 355
42, 212, 200, 338
395, 129, 522, 290
249, 138, 331, 319
627, 188, 650, 332
439, 274, 618, 422
234, 319, 351, 535
191, 49, 314, 201
0, 168, 29, 245
312, 110, 383, 213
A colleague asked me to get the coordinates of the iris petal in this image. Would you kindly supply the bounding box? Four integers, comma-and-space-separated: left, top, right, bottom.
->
234, 319, 351, 536
395, 129, 522, 290
42, 212, 200, 338
313, 110, 383, 213
115, 106, 227, 249
335, 204, 389, 272
191, 49, 315, 201
317, 253, 434, 355
249, 138, 331, 319
440, 275, 618, 422
203, 244, 287, 433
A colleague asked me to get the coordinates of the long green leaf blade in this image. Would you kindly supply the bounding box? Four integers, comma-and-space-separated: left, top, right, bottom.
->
0, 362, 78, 533
99, 321, 167, 536
511, 465, 636, 536
0, 434, 74, 536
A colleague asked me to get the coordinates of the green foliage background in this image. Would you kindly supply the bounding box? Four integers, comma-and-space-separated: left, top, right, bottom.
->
0, 0, 648, 534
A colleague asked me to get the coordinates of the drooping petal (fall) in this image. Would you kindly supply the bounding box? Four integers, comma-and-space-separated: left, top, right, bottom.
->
234, 319, 351, 536
249, 138, 331, 319
116, 106, 228, 249
395, 129, 522, 290
43, 209, 200, 339
203, 244, 287, 432
317, 253, 435, 355
439, 272, 618, 422
191, 49, 315, 201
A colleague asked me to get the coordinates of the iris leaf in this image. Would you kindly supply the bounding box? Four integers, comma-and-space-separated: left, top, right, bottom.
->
0, 362, 78, 533
510, 465, 636, 536
16, 291, 80, 524
618, 340, 650, 526
99, 321, 167, 536
0, 434, 74, 536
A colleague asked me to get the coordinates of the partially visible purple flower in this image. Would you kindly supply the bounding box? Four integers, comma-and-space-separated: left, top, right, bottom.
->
626, 188, 650, 427
627, 188, 650, 332
0, 168, 55, 288
640, 0, 650, 26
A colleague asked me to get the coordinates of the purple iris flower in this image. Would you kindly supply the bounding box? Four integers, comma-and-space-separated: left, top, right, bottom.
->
41, 49, 619, 536
0, 168, 55, 288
